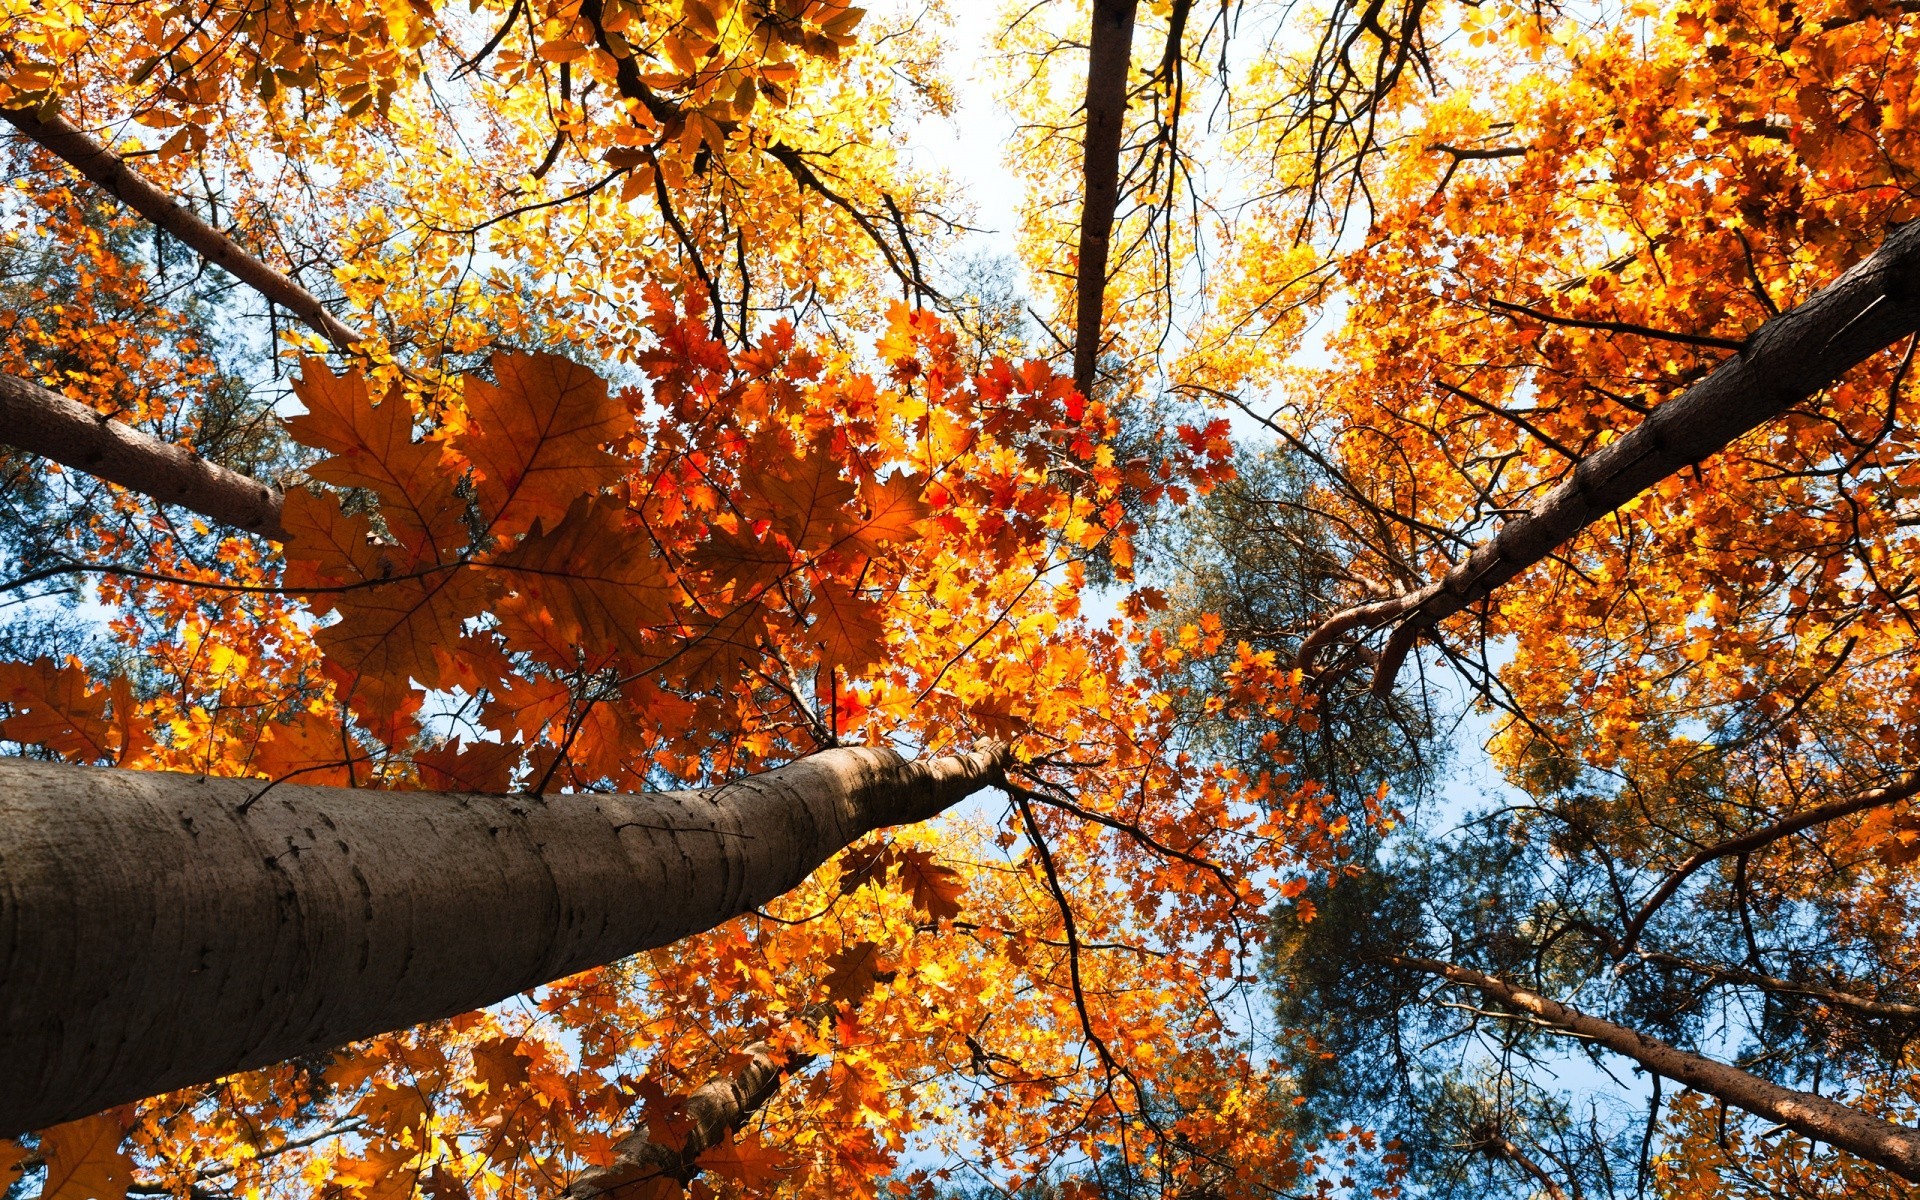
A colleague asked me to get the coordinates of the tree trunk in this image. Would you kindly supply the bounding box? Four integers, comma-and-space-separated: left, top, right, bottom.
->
0, 370, 286, 540
0, 742, 1006, 1134
1, 108, 359, 351
1392, 955, 1920, 1180
1071, 0, 1140, 398
1298, 221, 1920, 693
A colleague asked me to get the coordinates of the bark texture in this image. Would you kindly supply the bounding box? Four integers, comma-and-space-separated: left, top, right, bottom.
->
1298, 221, 1920, 692
1, 108, 358, 350
1394, 955, 1920, 1180
0, 370, 286, 540
1071, 0, 1140, 397
0, 742, 1006, 1134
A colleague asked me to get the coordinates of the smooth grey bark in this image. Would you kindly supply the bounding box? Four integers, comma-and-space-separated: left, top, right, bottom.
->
0, 370, 286, 540
1394, 955, 1920, 1180
0, 742, 1006, 1134
1, 108, 359, 351
1297, 221, 1920, 693
1071, 0, 1140, 397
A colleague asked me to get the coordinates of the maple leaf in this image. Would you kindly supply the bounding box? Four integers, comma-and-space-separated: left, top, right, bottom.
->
839, 844, 964, 921
414, 739, 520, 792
887, 846, 965, 923
694, 1134, 796, 1188
285, 359, 465, 559
38, 1110, 134, 1200
250, 706, 372, 786
282, 489, 495, 726
0, 657, 122, 763
472, 1037, 534, 1094
455, 353, 632, 540
734, 434, 858, 553
492, 496, 677, 669
690, 522, 792, 593
821, 941, 892, 1005
330, 1144, 420, 1200
806, 578, 886, 672
839, 470, 928, 557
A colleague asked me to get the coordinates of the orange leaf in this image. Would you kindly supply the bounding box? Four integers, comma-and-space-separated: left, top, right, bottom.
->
455, 353, 631, 540
472, 1037, 533, 1093
493, 497, 676, 669
414, 739, 519, 793
821, 940, 890, 1005
694, 1134, 795, 1188
807, 579, 885, 672
840, 470, 928, 557
285, 360, 464, 560
735, 435, 857, 553
282, 489, 495, 728
38, 1111, 133, 1200
0, 658, 121, 763
252, 706, 372, 786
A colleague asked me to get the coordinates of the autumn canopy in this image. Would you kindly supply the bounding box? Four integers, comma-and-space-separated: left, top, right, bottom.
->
3, 0, 1920, 1197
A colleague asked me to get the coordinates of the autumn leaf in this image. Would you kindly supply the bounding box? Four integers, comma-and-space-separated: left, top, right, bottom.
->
285, 359, 464, 558
734, 434, 858, 553
821, 941, 891, 1005
887, 846, 965, 923
414, 739, 519, 793
38, 1111, 134, 1200
471, 1037, 533, 1094
454, 353, 631, 540
492, 496, 677, 669
251, 705, 372, 786
839, 470, 928, 557
839, 844, 963, 921
693, 1134, 796, 1188
282, 488, 495, 724
0, 657, 121, 763
806, 578, 886, 671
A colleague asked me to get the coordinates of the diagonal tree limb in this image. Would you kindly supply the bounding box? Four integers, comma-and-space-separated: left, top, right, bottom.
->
559, 1006, 832, 1200
0, 370, 286, 540
1389, 954, 1920, 1180
1631, 950, 1920, 1023
1612, 772, 1920, 958
1299, 221, 1920, 694
1, 741, 1009, 1134
1072, 0, 1141, 398
1, 108, 360, 351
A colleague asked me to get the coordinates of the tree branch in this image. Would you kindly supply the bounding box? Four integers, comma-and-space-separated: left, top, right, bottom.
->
1390, 954, 1920, 1180
1, 108, 359, 351
1615, 772, 1920, 957
0, 370, 285, 540
1299, 221, 1920, 693
1072, 0, 1141, 398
